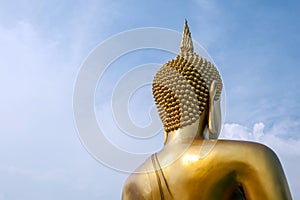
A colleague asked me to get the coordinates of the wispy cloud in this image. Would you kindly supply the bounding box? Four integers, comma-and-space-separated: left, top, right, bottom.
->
221, 120, 300, 156
0, 6, 127, 200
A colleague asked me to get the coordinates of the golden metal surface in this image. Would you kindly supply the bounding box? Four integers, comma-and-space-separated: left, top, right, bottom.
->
122, 20, 292, 200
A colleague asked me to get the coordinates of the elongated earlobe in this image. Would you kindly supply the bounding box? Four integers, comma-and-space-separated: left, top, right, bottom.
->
208, 80, 218, 135
164, 131, 168, 144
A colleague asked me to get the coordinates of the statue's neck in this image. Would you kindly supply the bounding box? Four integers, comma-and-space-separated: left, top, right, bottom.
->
164, 115, 207, 145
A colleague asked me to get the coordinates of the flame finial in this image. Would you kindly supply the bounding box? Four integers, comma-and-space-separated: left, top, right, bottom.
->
180, 19, 194, 54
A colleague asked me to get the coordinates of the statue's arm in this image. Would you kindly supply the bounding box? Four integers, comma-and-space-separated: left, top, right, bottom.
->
122, 173, 152, 200
122, 177, 145, 200
239, 144, 292, 200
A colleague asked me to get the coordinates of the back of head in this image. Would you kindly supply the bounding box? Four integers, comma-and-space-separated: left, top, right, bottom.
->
152, 20, 223, 133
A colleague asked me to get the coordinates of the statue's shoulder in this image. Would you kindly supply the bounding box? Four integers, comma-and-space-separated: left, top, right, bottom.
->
122, 157, 156, 200
213, 140, 280, 163
122, 170, 151, 200
217, 139, 276, 153
186, 139, 279, 166
189, 139, 275, 153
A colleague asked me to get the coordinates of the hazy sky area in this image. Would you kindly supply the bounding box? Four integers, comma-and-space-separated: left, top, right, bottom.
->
0, 0, 300, 199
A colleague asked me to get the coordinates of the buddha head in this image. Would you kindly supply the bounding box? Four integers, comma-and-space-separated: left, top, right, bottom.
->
152, 20, 223, 140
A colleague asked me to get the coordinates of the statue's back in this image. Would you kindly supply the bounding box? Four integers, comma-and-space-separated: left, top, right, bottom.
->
123, 140, 291, 200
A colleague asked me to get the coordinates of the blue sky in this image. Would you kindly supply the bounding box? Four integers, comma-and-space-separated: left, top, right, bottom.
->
0, 0, 299, 199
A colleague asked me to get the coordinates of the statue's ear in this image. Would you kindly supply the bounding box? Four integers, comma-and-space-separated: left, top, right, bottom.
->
163, 131, 168, 144
208, 80, 221, 138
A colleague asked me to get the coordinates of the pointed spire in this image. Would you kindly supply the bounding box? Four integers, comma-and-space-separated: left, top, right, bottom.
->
180, 19, 194, 54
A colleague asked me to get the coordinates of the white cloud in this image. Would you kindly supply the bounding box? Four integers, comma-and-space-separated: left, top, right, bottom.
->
253, 122, 265, 138
221, 123, 251, 140
221, 120, 300, 156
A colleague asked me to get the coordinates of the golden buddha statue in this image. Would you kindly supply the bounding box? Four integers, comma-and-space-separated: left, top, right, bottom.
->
122, 20, 292, 200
